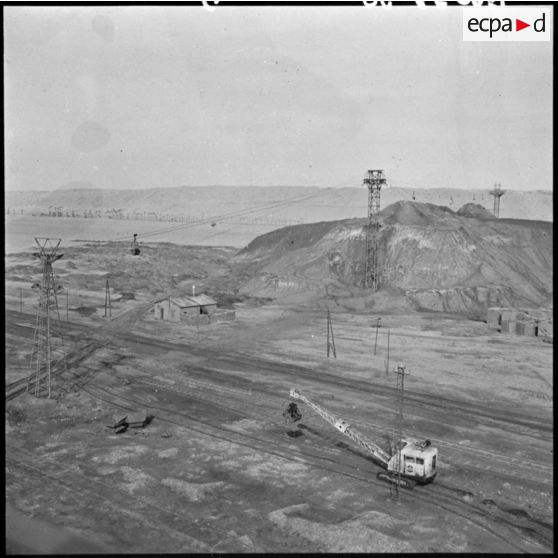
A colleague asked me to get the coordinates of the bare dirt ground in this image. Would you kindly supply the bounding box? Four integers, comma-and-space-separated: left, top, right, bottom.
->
5, 241, 553, 553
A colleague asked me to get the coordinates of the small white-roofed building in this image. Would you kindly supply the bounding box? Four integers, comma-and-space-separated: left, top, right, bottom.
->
154, 294, 218, 322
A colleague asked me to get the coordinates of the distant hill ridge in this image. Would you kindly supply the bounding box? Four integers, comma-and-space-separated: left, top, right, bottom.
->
4, 185, 553, 223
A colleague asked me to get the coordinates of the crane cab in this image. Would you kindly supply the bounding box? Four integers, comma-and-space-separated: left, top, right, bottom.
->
387, 438, 437, 484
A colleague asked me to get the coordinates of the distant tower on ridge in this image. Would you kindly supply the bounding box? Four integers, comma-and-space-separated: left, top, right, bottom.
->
489, 183, 505, 218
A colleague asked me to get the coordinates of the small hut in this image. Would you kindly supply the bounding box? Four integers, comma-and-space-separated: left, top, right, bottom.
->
154, 294, 217, 322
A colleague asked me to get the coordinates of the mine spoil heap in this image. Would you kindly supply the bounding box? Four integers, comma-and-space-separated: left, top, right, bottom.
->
236, 201, 552, 314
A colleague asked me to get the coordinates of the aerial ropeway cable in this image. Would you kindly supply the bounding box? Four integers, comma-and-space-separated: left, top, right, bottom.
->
123, 190, 327, 243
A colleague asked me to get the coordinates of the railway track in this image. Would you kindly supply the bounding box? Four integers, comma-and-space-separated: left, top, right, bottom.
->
16, 346, 549, 491
133, 373, 554, 485
6, 309, 552, 439
133, 372, 554, 514
5, 341, 110, 402
6, 311, 553, 550
78, 376, 552, 552
7, 314, 552, 494
203, 351, 553, 438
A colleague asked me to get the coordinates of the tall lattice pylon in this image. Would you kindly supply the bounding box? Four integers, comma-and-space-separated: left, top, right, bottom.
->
391, 363, 408, 501
489, 182, 505, 218
363, 170, 386, 290
27, 238, 66, 398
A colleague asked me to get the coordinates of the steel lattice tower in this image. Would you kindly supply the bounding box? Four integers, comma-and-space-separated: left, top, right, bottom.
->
363, 170, 386, 290
489, 182, 505, 218
27, 238, 66, 398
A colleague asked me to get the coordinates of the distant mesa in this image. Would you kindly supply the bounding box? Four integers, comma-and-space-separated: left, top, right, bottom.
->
457, 203, 494, 219
71, 121, 111, 153
59, 181, 96, 190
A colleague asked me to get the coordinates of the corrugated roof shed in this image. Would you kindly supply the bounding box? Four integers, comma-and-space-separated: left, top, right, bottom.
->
189, 294, 217, 306
166, 295, 217, 308
170, 297, 199, 308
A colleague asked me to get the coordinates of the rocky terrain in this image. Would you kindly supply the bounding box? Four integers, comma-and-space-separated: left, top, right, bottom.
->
235, 201, 553, 316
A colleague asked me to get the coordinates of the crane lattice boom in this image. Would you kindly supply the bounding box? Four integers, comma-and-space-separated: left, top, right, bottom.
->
289, 388, 391, 466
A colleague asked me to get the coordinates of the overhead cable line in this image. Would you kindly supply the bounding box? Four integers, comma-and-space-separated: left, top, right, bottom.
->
125, 190, 327, 241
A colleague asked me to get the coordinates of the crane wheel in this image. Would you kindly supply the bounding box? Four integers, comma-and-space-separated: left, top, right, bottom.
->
399, 478, 416, 490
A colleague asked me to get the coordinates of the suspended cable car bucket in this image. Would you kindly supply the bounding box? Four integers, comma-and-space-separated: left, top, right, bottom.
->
130, 233, 141, 256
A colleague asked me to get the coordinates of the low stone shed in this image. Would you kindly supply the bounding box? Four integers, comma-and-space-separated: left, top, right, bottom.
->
487, 306, 552, 337
154, 295, 217, 322
153, 294, 234, 324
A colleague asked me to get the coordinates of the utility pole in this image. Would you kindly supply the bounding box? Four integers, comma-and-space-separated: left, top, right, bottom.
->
326, 309, 337, 359
363, 169, 386, 290
391, 363, 409, 501
374, 317, 381, 355
66, 289, 69, 321
104, 279, 112, 318
27, 238, 66, 398
19, 288, 23, 313
385, 328, 390, 376
489, 183, 505, 218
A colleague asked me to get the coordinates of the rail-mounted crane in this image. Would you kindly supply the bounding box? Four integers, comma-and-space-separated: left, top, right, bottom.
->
286, 388, 438, 488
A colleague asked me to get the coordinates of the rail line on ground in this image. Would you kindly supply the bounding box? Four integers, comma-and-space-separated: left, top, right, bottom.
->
6, 309, 552, 440
130, 373, 553, 485
6, 311, 553, 550
78, 378, 552, 552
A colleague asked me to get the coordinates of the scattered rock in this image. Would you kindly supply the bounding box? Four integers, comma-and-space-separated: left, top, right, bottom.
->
268, 504, 416, 552
158, 447, 178, 458
119, 466, 154, 493
161, 477, 225, 502
238, 534, 255, 550
6, 407, 26, 426
92, 444, 150, 464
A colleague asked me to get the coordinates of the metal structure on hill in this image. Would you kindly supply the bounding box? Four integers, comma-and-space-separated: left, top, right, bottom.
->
27, 238, 67, 398
385, 328, 391, 376
326, 309, 337, 358
489, 183, 505, 218
374, 317, 381, 355
362, 169, 386, 290
104, 279, 112, 318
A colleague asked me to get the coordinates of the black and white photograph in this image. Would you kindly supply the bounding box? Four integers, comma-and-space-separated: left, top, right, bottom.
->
4, 1, 553, 553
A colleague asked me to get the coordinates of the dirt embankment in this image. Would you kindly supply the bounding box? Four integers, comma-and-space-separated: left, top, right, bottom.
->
234, 201, 552, 315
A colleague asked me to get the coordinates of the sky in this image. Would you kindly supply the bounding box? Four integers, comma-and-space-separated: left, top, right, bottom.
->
4, 4, 553, 192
